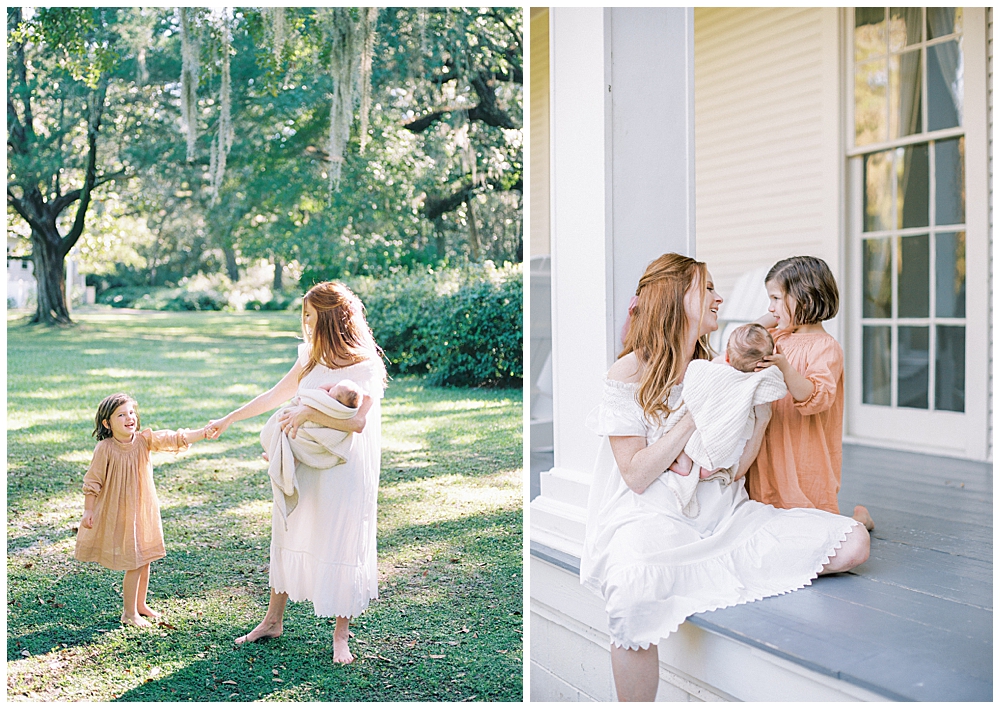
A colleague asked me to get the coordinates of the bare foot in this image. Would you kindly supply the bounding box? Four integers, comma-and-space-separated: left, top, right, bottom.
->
235, 618, 283, 645
332, 632, 354, 665
137, 605, 161, 619
121, 613, 152, 628
853, 505, 875, 532
261, 452, 269, 462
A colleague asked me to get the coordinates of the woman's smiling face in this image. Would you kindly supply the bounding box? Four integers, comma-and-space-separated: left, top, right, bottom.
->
684, 270, 723, 338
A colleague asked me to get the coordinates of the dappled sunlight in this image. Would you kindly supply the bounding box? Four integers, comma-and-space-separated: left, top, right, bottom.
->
85, 367, 166, 379
379, 470, 520, 535
56, 449, 94, 465
7, 409, 82, 429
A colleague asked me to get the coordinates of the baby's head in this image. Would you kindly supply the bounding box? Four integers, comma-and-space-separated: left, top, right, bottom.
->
726, 323, 774, 373
329, 380, 363, 409
93, 392, 139, 440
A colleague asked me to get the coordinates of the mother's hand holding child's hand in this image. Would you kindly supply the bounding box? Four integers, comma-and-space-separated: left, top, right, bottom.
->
205, 416, 233, 439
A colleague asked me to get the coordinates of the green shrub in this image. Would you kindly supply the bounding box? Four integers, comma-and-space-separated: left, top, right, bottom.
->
349, 263, 522, 387
98, 286, 166, 308
162, 289, 228, 311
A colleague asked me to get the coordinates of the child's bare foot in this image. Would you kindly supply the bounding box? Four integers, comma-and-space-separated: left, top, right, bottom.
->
332, 631, 353, 664
137, 605, 161, 619
234, 618, 282, 645
853, 505, 875, 531
121, 613, 152, 628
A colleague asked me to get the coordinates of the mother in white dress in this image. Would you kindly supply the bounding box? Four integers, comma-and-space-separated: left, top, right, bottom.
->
208, 281, 386, 664
580, 253, 870, 701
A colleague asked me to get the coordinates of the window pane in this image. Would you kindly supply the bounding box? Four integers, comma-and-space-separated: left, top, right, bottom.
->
935, 231, 966, 317
927, 40, 963, 130
855, 7, 886, 62
935, 137, 965, 225
935, 325, 965, 412
927, 8, 962, 39
898, 234, 929, 317
897, 326, 929, 408
863, 237, 893, 318
890, 8, 922, 51
863, 325, 891, 405
864, 151, 893, 231
890, 50, 922, 138
898, 143, 929, 227
855, 59, 888, 146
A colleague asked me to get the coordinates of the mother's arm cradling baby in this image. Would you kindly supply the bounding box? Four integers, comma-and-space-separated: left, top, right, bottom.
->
277, 382, 373, 439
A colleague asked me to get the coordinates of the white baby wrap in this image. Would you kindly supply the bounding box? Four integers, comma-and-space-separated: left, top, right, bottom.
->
260, 388, 358, 527
665, 361, 788, 517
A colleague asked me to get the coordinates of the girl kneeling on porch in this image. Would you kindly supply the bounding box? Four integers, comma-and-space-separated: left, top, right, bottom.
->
580, 253, 869, 702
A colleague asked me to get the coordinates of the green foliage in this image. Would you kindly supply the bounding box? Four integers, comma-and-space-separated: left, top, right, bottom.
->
347, 263, 523, 387
7, 310, 522, 701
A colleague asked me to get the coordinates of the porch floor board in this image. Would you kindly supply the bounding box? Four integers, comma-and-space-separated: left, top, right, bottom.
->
688, 443, 992, 701
530, 443, 993, 701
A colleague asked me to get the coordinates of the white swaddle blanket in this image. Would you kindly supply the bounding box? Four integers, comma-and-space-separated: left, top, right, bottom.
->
664, 360, 787, 518
260, 388, 358, 528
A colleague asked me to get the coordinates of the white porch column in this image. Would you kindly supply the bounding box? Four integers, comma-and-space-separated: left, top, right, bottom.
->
532, 7, 696, 557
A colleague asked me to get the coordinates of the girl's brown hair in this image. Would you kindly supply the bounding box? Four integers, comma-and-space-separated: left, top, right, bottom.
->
93, 393, 138, 441
765, 256, 839, 326
300, 281, 384, 381
620, 253, 714, 423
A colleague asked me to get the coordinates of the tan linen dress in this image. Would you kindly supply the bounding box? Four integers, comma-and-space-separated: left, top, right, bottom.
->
74, 429, 189, 571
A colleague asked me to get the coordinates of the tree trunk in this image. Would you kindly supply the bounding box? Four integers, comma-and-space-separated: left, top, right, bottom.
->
30, 225, 71, 325
223, 244, 240, 282
273, 256, 284, 292
433, 217, 447, 261
466, 195, 481, 261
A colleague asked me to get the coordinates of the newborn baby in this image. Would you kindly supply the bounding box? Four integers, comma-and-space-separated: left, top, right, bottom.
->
670, 323, 777, 478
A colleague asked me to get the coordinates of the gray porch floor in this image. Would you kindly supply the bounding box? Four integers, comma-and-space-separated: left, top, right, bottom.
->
530, 443, 993, 701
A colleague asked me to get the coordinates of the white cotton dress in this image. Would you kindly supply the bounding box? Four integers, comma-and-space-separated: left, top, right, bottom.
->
580, 379, 859, 650
267, 343, 385, 618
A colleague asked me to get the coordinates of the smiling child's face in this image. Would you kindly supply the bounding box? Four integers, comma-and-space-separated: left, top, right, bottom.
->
105, 401, 138, 440
766, 280, 794, 330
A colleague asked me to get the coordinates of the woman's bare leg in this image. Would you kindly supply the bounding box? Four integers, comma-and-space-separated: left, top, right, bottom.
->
610, 643, 659, 702
122, 567, 151, 627
332, 616, 353, 664
136, 563, 160, 618
821, 522, 870, 574
235, 589, 287, 644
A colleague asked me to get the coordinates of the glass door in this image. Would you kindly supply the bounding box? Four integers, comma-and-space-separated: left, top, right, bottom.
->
847, 7, 973, 452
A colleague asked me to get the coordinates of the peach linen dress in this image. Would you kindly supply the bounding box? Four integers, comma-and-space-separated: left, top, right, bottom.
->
746, 329, 844, 514
74, 429, 189, 571
266, 343, 385, 618
580, 379, 858, 651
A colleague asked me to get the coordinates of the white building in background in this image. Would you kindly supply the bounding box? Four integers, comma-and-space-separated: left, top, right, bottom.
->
529, 6, 991, 701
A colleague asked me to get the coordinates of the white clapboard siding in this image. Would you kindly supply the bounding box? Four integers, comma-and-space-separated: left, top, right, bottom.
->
693, 8, 842, 308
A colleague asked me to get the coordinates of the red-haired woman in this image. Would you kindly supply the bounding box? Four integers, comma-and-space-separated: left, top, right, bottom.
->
208, 281, 386, 664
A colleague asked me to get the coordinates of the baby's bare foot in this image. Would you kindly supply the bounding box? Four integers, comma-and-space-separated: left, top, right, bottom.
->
332, 632, 353, 665
853, 505, 875, 532
121, 613, 152, 628
137, 605, 161, 619
235, 618, 282, 645
261, 452, 269, 462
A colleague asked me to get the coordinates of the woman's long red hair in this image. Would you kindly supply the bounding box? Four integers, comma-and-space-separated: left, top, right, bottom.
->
619, 253, 713, 422
300, 282, 383, 381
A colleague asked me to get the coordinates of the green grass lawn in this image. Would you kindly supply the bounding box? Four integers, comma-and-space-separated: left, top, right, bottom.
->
6, 308, 523, 702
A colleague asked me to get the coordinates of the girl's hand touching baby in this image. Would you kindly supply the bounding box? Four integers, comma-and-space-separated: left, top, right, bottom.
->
755, 352, 789, 374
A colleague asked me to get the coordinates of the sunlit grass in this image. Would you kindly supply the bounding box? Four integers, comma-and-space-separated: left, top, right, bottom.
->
7, 309, 522, 701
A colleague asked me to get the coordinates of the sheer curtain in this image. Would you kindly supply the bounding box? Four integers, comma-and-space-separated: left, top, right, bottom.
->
926, 9, 964, 124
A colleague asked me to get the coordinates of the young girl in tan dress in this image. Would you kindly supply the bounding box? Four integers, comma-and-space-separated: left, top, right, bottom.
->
749, 256, 875, 531
74, 393, 209, 627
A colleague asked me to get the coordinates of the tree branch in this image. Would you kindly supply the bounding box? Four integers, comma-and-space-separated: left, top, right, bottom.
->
63, 73, 109, 253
